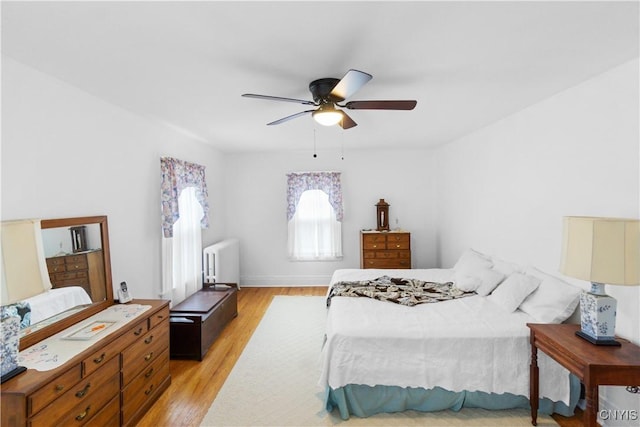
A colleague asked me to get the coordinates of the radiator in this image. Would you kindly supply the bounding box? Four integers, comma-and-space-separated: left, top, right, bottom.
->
203, 238, 240, 288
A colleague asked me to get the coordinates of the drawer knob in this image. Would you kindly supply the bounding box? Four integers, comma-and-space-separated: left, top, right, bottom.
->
372, 245, 377, 248
75, 383, 91, 398
134, 327, 143, 336
145, 335, 154, 344
93, 353, 106, 364
145, 384, 154, 396
145, 367, 154, 378
55, 384, 64, 392
75, 406, 91, 422
396, 244, 401, 248
144, 352, 154, 361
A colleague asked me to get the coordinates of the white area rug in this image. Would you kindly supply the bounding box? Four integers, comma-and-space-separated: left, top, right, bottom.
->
200, 296, 558, 426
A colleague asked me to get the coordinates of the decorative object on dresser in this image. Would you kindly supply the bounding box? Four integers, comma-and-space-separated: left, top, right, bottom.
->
360, 230, 411, 269
560, 216, 640, 346
169, 282, 238, 360
1, 215, 171, 426
375, 198, 390, 231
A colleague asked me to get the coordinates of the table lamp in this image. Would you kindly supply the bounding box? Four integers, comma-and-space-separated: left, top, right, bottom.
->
560, 216, 639, 346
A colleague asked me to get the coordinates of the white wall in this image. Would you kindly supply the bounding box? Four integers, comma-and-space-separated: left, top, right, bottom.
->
436, 59, 640, 420
1, 57, 228, 299
224, 147, 439, 285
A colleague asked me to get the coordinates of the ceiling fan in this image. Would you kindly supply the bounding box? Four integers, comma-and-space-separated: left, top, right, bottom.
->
242, 69, 417, 129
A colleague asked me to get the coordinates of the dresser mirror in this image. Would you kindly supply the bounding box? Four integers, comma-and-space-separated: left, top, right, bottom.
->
8, 216, 114, 350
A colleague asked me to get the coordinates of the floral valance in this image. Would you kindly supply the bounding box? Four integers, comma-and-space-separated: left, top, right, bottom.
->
286, 172, 343, 222
161, 157, 209, 238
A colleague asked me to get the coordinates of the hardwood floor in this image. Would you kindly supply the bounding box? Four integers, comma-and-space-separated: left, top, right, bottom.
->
138, 287, 583, 427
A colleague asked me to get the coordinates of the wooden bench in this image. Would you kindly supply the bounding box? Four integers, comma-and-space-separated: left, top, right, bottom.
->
169, 283, 238, 360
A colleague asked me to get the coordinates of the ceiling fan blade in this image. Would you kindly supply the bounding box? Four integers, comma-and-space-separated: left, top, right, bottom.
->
267, 110, 314, 126
338, 111, 357, 130
242, 93, 315, 105
329, 69, 373, 101
344, 100, 417, 110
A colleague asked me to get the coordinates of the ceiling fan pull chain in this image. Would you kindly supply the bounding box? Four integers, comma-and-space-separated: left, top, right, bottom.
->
313, 128, 317, 158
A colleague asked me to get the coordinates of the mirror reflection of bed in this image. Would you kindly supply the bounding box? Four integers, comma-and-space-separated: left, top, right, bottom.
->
1, 216, 113, 350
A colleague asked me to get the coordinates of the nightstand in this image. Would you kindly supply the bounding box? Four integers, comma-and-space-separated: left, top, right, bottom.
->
527, 323, 640, 427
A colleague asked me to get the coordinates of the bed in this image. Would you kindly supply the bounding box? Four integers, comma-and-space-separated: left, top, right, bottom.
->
320, 249, 583, 419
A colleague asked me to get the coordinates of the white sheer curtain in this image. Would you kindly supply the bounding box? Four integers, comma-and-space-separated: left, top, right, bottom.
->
288, 189, 342, 260
161, 187, 204, 305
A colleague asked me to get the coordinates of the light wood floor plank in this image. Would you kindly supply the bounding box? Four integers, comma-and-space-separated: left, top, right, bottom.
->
137, 287, 582, 427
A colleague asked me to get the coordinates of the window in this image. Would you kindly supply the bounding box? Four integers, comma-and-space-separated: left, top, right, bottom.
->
162, 187, 203, 304
286, 172, 343, 260
160, 157, 209, 305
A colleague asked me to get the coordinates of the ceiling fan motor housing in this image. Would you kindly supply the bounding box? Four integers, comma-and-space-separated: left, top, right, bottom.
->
309, 78, 342, 103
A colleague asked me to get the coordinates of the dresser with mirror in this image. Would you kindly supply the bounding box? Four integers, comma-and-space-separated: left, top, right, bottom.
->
1, 216, 171, 427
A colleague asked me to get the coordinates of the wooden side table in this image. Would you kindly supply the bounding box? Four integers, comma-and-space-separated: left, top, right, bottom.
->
528, 323, 640, 427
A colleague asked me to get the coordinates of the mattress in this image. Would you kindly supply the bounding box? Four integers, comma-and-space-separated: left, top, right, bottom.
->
321, 268, 573, 410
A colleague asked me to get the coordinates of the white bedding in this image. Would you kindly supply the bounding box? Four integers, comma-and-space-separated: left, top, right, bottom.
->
320, 268, 571, 405
25, 286, 92, 324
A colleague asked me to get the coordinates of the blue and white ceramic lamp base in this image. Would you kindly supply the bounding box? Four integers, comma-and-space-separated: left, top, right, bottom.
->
577, 282, 621, 346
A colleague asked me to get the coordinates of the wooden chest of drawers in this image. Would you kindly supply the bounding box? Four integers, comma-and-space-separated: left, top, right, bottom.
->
46, 250, 106, 301
360, 231, 411, 269
1, 300, 170, 427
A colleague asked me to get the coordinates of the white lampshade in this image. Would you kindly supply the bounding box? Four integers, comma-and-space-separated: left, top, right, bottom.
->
1, 219, 53, 305
561, 216, 639, 286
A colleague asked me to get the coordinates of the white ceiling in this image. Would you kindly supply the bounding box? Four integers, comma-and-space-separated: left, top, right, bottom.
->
2, 1, 638, 153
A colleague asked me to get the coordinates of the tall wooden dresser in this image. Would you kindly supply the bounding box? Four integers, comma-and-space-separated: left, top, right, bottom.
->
1, 300, 170, 427
360, 231, 411, 268
46, 250, 106, 301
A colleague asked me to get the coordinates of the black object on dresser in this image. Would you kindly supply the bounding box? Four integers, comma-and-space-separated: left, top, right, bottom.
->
169, 283, 238, 361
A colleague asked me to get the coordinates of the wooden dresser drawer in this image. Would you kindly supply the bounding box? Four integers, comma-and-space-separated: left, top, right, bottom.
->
363, 258, 411, 268
121, 321, 169, 385
387, 233, 409, 243
83, 396, 119, 427
387, 240, 410, 250
46, 257, 66, 269
65, 254, 87, 264
28, 364, 82, 416
114, 318, 149, 351
362, 234, 387, 244
55, 271, 88, 281
29, 356, 119, 426
375, 250, 400, 259
149, 306, 169, 330
65, 260, 88, 271
83, 340, 121, 377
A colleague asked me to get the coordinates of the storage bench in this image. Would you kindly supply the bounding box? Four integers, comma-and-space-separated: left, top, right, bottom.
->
169, 283, 238, 360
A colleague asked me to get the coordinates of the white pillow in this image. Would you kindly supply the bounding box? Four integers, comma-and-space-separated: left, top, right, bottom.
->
520, 267, 582, 323
490, 257, 522, 276
453, 249, 493, 275
474, 269, 506, 296
488, 273, 541, 312
452, 271, 481, 292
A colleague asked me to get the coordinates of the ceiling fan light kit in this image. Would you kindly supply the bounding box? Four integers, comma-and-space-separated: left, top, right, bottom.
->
242, 69, 417, 129
312, 105, 343, 126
